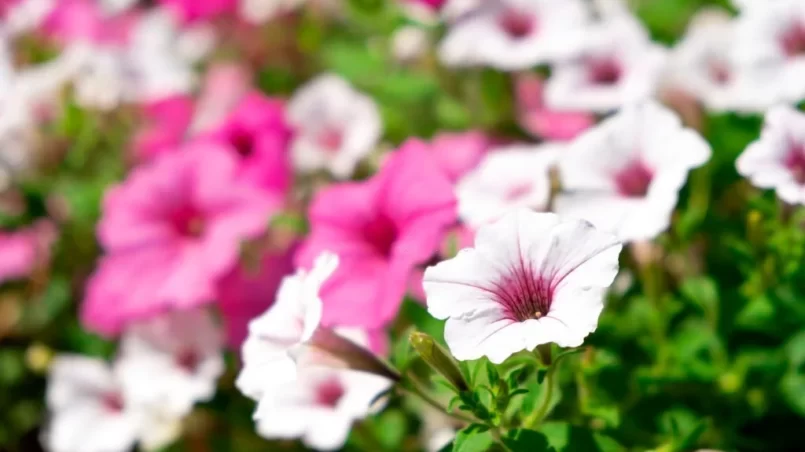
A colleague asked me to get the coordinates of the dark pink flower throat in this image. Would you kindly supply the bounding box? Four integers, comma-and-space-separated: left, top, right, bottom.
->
614, 160, 653, 198
494, 263, 554, 322
316, 379, 345, 408
784, 139, 805, 184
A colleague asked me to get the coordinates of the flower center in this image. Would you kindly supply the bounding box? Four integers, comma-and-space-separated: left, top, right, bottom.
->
708, 60, 731, 85
315, 126, 343, 153
362, 214, 398, 258
784, 139, 805, 184
175, 348, 200, 373
613, 160, 653, 198
494, 264, 553, 322
172, 208, 205, 238
587, 57, 622, 85
498, 9, 536, 39
102, 392, 125, 413
229, 129, 255, 157
780, 22, 805, 57
315, 378, 345, 408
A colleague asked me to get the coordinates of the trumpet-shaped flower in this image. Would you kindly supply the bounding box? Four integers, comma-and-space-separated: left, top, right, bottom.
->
544, 13, 667, 113
82, 143, 279, 335
555, 101, 710, 242
423, 209, 622, 364
438, 0, 590, 71
736, 105, 805, 205
116, 309, 225, 417
295, 140, 457, 328
456, 144, 558, 228
286, 74, 381, 179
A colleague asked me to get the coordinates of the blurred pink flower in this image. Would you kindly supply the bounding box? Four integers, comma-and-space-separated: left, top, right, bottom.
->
0, 220, 56, 284
201, 92, 293, 195
217, 244, 297, 350
160, 0, 237, 23
82, 143, 279, 335
515, 73, 595, 141
408, 0, 447, 10
296, 139, 457, 329
41, 0, 135, 45
133, 64, 251, 162
429, 131, 490, 183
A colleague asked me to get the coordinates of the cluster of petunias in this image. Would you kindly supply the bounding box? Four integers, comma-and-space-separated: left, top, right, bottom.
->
45, 309, 224, 452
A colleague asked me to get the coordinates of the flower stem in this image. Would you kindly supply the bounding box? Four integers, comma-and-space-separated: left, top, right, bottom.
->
524, 365, 557, 428
400, 375, 476, 424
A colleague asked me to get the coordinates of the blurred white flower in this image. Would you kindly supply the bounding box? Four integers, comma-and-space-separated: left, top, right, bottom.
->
240, 0, 307, 23
116, 309, 225, 417
72, 47, 130, 111
423, 209, 622, 364
253, 367, 393, 451
667, 8, 781, 113
438, 0, 590, 71
732, 0, 805, 104
391, 25, 429, 63
736, 105, 805, 205
1, 0, 54, 35
44, 355, 146, 452
456, 143, 558, 229
99, 0, 138, 14
287, 74, 382, 178
236, 252, 338, 401
555, 101, 711, 242
544, 13, 667, 113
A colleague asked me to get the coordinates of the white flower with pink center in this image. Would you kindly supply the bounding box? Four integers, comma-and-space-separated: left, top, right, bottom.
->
544, 13, 667, 113
456, 144, 559, 228
43, 355, 146, 452
732, 0, 805, 104
423, 209, 622, 364
253, 367, 393, 451
236, 252, 338, 402
438, 0, 590, 71
116, 309, 225, 418
287, 74, 382, 179
555, 101, 711, 242
736, 105, 805, 205
668, 9, 781, 113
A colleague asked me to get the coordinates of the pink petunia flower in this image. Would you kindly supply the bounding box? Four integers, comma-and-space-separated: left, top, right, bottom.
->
0, 220, 56, 285
82, 142, 280, 335
132, 94, 195, 161
160, 0, 237, 23
295, 139, 457, 329
429, 131, 490, 183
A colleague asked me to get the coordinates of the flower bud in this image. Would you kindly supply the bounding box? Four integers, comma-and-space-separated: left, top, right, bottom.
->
409, 332, 468, 392
294, 327, 401, 382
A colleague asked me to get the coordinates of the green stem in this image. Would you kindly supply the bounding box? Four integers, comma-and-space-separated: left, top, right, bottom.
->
400, 377, 475, 424
525, 365, 558, 428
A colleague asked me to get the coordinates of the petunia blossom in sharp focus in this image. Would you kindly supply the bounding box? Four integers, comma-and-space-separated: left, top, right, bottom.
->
43, 355, 146, 452
456, 143, 559, 228
286, 74, 382, 179
82, 142, 279, 335
295, 140, 457, 329
438, 0, 590, 71
554, 101, 711, 242
736, 105, 805, 205
116, 308, 225, 417
236, 252, 337, 402
423, 209, 622, 364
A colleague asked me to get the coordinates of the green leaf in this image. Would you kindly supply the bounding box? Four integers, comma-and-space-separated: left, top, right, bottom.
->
485, 361, 500, 388
502, 429, 554, 452
373, 410, 407, 450
539, 422, 625, 452
453, 424, 494, 452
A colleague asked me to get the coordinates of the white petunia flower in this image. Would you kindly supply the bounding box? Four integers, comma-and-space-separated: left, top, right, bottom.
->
253, 367, 393, 451
116, 308, 225, 418
43, 355, 146, 452
736, 105, 805, 205
554, 101, 711, 242
732, 0, 805, 104
240, 0, 307, 23
544, 13, 667, 113
391, 25, 429, 63
1, 0, 54, 35
438, 0, 590, 71
456, 144, 559, 229
287, 74, 382, 179
237, 252, 338, 401
423, 209, 622, 364
668, 8, 781, 113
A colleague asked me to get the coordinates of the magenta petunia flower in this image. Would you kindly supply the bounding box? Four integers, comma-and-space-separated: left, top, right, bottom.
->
159, 0, 238, 23
0, 220, 56, 285
295, 139, 457, 329
82, 143, 280, 335
429, 131, 491, 183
